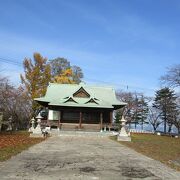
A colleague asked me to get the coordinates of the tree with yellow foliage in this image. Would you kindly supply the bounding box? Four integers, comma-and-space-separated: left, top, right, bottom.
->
49, 57, 83, 84
52, 68, 75, 84
20, 53, 51, 112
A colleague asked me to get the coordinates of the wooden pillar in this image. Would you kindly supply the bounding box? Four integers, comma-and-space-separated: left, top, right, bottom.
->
100, 112, 103, 132
79, 111, 82, 129
47, 109, 53, 127
58, 111, 61, 130
110, 111, 113, 126
47, 119, 50, 127
109, 111, 113, 131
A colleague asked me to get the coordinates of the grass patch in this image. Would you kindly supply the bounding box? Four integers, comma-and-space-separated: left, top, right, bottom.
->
0, 131, 44, 161
110, 133, 180, 171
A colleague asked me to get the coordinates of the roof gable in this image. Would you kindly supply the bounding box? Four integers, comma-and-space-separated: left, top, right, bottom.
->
85, 98, 99, 104
64, 97, 77, 104
73, 87, 90, 98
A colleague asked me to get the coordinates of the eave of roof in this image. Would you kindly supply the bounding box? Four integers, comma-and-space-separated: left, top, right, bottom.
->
34, 83, 127, 109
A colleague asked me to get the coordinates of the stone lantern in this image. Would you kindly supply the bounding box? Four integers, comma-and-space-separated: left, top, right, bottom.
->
36, 113, 43, 128
31, 118, 35, 129
34, 113, 43, 133
30, 113, 43, 137
117, 116, 131, 141
29, 117, 35, 132
8, 116, 13, 131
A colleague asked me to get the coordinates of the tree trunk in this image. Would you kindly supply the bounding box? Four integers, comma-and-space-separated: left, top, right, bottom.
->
178, 127, 180, 134
153, 125, 157, 132
168, 125, 172, 133
141, 122, 143, 130
164, 119, 167, 133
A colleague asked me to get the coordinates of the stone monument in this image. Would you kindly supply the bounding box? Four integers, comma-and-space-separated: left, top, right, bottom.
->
117, 116, 131, 141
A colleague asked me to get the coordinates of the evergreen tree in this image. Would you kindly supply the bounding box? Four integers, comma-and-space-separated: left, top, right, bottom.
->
130, 94, 148, 129
131, 95, 141, 129
116, 91, 149, 129
114, 109, 123, 124
153, 87, 177, 133
138, 95, 149, 130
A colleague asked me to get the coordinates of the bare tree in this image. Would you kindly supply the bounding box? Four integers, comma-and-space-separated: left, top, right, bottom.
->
0, 76, 31, 130
172, 96, 180, 134
161, 64, 180, 88
148, 107, 163, 132
172, 110, 180, 134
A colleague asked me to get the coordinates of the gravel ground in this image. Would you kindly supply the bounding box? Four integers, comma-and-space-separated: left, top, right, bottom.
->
0, 134, 180, 180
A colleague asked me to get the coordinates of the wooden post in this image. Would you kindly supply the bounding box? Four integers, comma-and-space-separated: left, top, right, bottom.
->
100, 112, 103, 132
79, 111, 82, 129
58, 111, 61, 130
109, 111, 113, 131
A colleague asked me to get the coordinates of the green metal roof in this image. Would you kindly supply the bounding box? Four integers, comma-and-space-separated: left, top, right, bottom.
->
34, 83, 126, 109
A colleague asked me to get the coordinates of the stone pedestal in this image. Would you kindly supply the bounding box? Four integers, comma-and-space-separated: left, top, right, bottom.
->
30, 133, 44, 138
117, 116, 131, 141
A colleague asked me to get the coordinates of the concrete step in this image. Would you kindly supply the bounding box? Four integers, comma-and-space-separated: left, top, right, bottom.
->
49, 129, 115, 137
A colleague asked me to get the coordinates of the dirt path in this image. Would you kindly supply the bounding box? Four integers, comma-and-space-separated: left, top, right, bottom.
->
0, 135, 180, 180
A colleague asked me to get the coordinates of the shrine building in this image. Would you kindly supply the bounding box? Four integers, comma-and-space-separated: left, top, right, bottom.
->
34, 83, 126, 131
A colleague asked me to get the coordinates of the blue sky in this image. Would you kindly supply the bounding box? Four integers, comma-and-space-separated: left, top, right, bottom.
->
0, 0, 180, 96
